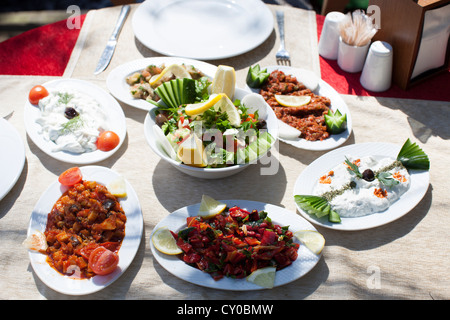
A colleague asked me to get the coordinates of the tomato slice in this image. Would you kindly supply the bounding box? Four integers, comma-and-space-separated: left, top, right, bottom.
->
29, 85, 49, 105
96, 131, 120, 152
58, 167, 83, 186
88, 246, 119, 276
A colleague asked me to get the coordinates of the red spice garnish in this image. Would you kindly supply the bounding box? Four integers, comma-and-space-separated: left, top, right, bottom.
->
374, 188, 388, 198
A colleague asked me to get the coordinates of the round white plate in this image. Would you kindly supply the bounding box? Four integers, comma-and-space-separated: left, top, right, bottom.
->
150, 200, 322, 290
107, 57, 218, 111
0, 118, 25, 201
24, 79, 127, 164
293, 142, 430, 231
132, 0, 274, 60
26, 166, 143, 295
247, 66, 352, 151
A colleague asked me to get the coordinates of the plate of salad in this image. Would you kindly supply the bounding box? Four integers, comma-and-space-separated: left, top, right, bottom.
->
143, 65, 278, 179
246, 65, 352, 151
107, 57, 219, 111
150, 197, 323, 290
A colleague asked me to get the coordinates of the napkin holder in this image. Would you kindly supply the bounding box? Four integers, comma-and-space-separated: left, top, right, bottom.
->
369, 0, 450, 90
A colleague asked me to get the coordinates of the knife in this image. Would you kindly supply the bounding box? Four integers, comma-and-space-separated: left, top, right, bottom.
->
94, 5, 130, 75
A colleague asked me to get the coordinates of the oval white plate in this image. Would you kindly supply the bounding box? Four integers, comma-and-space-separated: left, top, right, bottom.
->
247, 66, 352, 151
151, 200, 322, 290
0, 118, 25, 201
24, 79, 127, 164
293, 142, 430, 231
26, 166, 143, 295
107, 57, 218, 111
132, 0, 273, 60
144, 88, 279, 179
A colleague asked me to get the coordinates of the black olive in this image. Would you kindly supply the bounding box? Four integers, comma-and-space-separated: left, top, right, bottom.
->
350, 180, 357, 188
255, 119, 267, 130
362, 169, 375, 182
102, 199, 116, 211
64, 107, 79, 119
155, 113, 168, 127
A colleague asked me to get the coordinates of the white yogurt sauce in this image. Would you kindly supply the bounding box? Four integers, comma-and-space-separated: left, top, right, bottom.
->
35, 88, 108, 153
313, 156, 411, 217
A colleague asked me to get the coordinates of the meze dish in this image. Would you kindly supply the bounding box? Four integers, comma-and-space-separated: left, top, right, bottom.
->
25, 166, 143, 295
294, 139, 430, 230
106, 57, 219, 111
24, 79, 126, 164
150, 196, 323, 290
246, 65, 352, 151
144, 64, 278, 179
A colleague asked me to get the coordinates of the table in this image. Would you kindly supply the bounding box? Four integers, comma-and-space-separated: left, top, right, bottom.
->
0, 3, 449, 300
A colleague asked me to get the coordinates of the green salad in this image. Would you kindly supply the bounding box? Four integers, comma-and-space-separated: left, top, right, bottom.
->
151, 77, 274, 168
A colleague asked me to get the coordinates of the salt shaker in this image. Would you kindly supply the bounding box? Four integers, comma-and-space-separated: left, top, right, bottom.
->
360, 41, 393, 92
318, 11, 346, 60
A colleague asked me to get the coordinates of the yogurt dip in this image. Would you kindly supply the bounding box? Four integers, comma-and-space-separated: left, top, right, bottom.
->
35, 88, 108, 153
313, 156, 411, 217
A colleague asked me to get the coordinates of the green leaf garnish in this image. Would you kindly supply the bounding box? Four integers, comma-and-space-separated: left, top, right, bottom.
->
345, 157, 362, 178
397, 139, 430, 170
376, 171, 400, 188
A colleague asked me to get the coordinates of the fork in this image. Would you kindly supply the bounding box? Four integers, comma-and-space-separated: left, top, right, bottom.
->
275, 10, 290, 65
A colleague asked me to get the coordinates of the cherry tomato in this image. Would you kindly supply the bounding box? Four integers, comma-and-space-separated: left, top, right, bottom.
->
58, 167, 83, 186
88, 246, 119, 276
29, 85, 49, 105
97, 131, 120, 152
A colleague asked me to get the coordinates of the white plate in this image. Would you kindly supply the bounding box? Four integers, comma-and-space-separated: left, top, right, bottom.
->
107, 57, 218, 111
26, 166, 143, 295
0, 118, 25, 201
132, 0, 274, 60
24, 79, 127, 164
247, 66, 352, 151
150, 200, 321, 290
144, 88, 279, 179
293, 142, 430, 231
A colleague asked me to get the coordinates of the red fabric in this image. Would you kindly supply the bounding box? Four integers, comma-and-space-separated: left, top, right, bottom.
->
316, 14, 450, 102
0, 14, 86, 76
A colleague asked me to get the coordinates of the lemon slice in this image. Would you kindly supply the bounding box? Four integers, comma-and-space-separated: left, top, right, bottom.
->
177, 134, 208, 167
211, 65, 236, 99
294, 230, 325, 255
246, 267, 276, 289
275, 95, 311, 107
185, 93, 224, 116
149, 64, 192, 87
107, 175, 127, 198
22, 230, 48, 252
214, 94, 241, 127
198, 195, 227, 219
152, 227, 183, 255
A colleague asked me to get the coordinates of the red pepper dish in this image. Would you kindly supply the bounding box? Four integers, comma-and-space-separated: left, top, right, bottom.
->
172, 207, 299, 281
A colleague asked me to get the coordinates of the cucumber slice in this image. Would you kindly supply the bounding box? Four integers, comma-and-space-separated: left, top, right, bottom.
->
294, 195, 341, 223
397, 138, 430, 170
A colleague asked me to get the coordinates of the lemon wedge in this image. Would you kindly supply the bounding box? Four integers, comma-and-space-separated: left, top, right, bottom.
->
152, 227, 183, 255
185, 93, 224, 116
177, 134, 208, 167
246, 267, 276, 289
22, 230, 48, 252
275, 95, 311, 107
214, 94, 241, 127
198, 195, 227, 219
211, 65, 236, 100
106, 175, 127, 198
294, 230, 325, 255
149, 64, 192, 87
